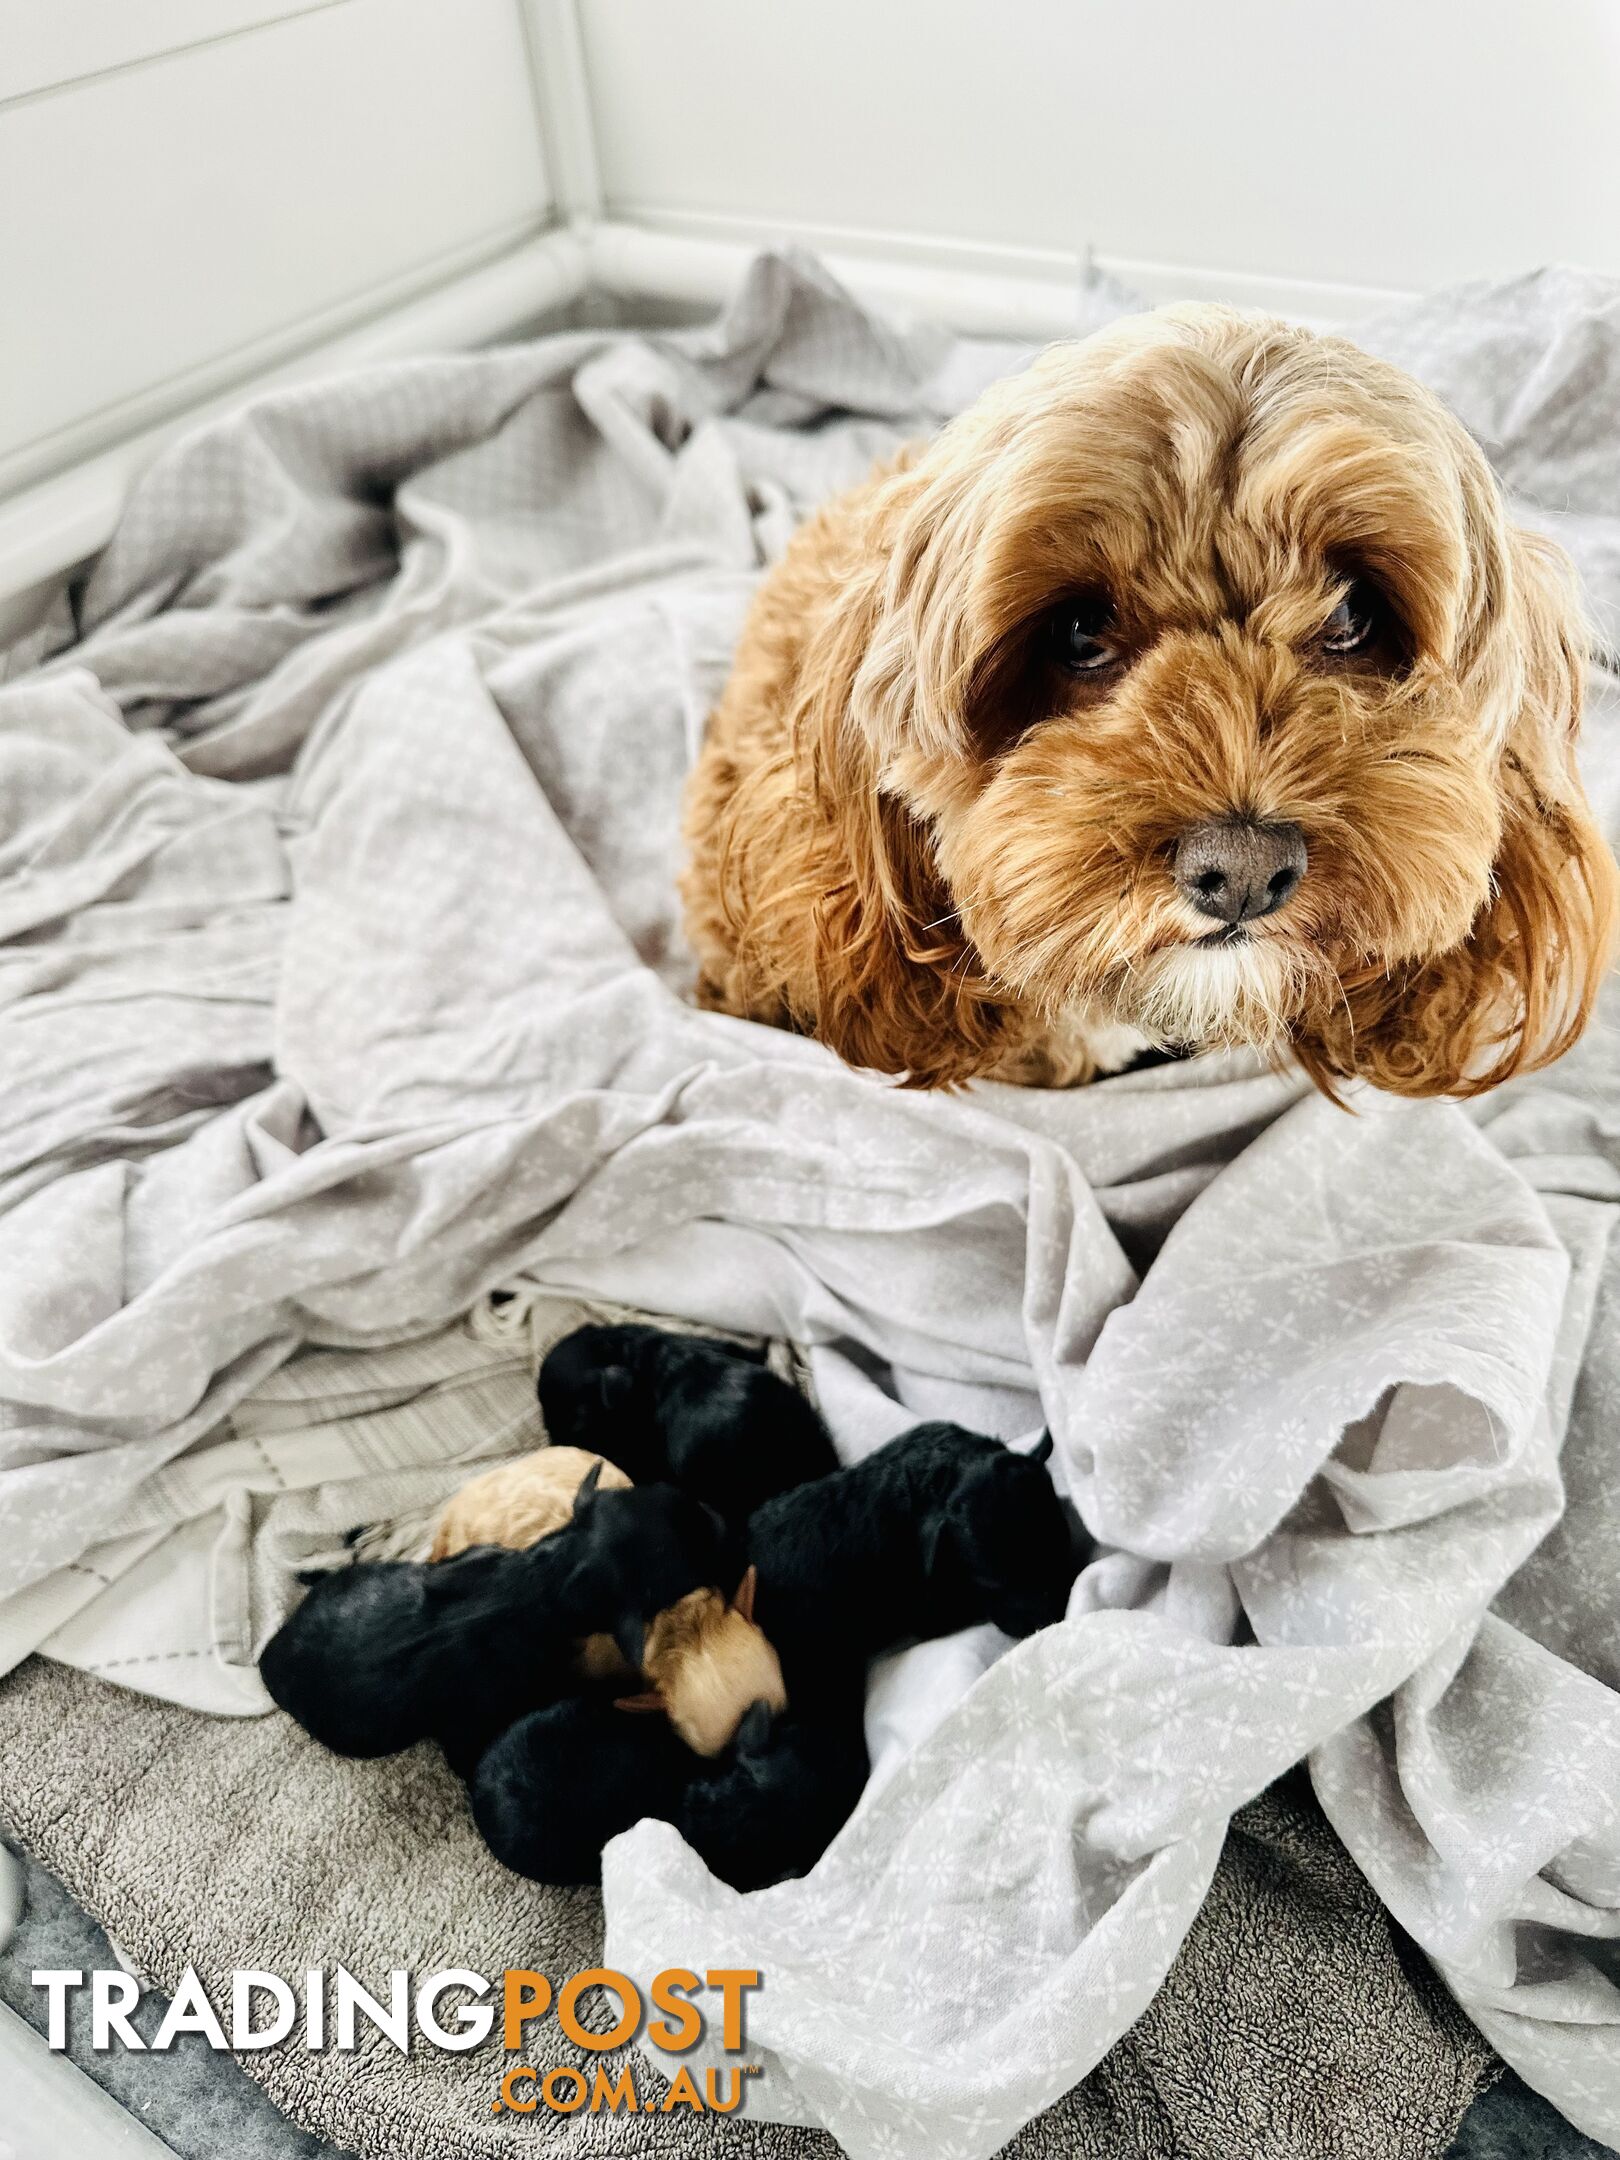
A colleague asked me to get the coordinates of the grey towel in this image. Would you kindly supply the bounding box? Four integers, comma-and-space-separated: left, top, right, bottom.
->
0, 1654, 1492, 2160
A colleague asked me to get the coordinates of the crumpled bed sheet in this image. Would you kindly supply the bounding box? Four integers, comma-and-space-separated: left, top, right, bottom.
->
0, 253, 1618, 2160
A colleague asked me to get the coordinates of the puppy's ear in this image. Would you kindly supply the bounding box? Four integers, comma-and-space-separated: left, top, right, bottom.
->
733, 1699, 774, 1755
596, 1367, 634, 1419
731, 1565, 758, 1623
1029, 1430, 1054, 1467
915, 1508, 955, 1587
614, 1613, 646, 1672
1304, 529, 1617, 1098
920, 1463, 1015, 1591
572, 1459, 605, 1516
613, 1692, 666, 1716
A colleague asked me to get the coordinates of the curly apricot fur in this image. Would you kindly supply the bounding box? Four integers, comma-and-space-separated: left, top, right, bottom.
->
683, 308, 1616, 1098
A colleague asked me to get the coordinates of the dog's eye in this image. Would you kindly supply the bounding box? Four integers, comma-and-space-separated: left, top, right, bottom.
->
1051, 597, 1120, 675
1319, 581, 1379, 656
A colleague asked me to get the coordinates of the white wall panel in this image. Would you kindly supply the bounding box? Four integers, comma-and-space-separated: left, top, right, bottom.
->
579, 0, 1620, 300
0, 0, 350, 102
0, 0, 551, 487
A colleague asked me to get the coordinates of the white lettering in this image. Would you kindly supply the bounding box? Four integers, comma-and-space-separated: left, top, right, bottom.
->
333, 1966, 409, 2052
231, 1971, 295, 2049
151, 1967, 229, 2051
415, 1969, 494, 2051
33, 1970, 82, 2050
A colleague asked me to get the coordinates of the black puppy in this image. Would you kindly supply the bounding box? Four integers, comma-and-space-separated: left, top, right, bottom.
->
473, 1695, 695, 1885
259, 1470, 731, 1772
538, 1323, 838, 1522
745, 1424, 1081, 1696
466, 1425, 1073, 1891
472, 1695, 868, 1892
679, 1699, 869, 1891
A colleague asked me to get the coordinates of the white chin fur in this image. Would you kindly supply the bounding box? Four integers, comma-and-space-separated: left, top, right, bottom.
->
1129, 938, 1302, 1049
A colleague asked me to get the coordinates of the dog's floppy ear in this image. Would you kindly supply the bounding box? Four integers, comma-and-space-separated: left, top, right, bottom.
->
730, 1565, 758, 1623
810, 761, 1015, 1087
800, 671, 1017, 1085
709, 455, 1025, 1091
1303, 529, 1617, 1099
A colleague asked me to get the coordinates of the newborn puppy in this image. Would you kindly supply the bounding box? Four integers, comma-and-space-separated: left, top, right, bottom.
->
746, 1425, 1081, 1692
472, 1691, 867, 1891
428, 1445, 632, 1560
473, 1695, 694, 1886
538, 1323, 838, 1522
259, 1470, 731, 1770
427, 1446, 783, 1750
428, 1446, 640, 1687
618, 1571, 787, 1756
678, 1698, 869, 1892
467, 1428, 1071, 1892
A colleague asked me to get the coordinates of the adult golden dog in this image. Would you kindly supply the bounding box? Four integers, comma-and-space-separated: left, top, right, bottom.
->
683, 305, 1616, 1095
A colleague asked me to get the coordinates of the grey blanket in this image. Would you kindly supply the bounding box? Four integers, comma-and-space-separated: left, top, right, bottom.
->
2, 255, 1619, 2159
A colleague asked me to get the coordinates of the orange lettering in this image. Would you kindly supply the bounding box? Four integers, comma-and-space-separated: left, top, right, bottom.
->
705, 1969, 760, 2052
542, 2067, 587, 2113
556, 1968, 642, 2052
648, 1968, 703, 2051
591, 2064, 638, 2113
706, 2067, 746, 2113
501, 1971, 551, 2050
500, 2066, 536, 2114
660, 2063, 704, 2111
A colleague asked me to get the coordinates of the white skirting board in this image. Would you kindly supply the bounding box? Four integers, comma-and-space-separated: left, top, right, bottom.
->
4, 0, 1607, 623
0, 228, 590, 639
0, 1845, 178, 2157
587, 212, 1412, 331
0, 1995, 177, 2159
0, 209, 1421, 634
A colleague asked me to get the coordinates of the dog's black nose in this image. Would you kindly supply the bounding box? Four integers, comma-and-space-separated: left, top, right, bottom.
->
1174, 819, 1306, 925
